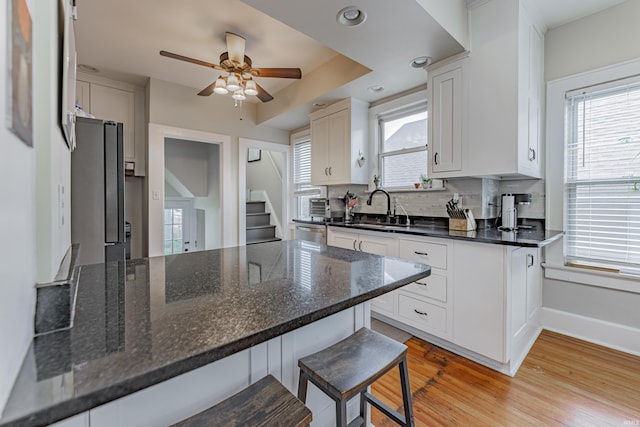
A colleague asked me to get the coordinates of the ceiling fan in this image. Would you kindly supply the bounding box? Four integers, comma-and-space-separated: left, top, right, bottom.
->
160, 32, 302, 103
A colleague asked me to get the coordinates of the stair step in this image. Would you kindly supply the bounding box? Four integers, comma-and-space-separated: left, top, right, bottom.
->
246, 201, 266, 214
246, 237, 282, 245
246, 225, 276, 242
246, 212, 271, 227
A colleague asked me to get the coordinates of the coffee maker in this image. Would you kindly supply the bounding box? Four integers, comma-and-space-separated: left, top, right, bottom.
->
498, 193, 531, 231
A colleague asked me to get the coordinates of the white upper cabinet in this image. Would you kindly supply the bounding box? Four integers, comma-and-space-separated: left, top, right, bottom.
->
428, 56, 467, 176
309, 98, 369, 185
76, 73, 146, 176
464, 0, 544, 178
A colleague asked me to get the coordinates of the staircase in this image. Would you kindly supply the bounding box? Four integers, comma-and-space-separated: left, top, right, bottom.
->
246, 201, 281, 245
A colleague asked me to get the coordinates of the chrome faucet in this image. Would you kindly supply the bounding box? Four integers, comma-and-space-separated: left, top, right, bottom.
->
366, 188, 392, 220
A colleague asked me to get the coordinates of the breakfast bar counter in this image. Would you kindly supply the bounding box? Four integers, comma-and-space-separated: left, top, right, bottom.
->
0, 240, 430, 427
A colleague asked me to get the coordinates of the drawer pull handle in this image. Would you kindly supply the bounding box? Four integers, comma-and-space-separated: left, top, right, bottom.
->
414, 251, 428, 256
416, 281, 428, 287
414, 309, 428, 316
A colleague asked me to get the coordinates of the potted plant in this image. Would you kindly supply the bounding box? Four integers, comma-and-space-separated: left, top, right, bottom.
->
373, 174, 381, 188
420, 174, 432, 189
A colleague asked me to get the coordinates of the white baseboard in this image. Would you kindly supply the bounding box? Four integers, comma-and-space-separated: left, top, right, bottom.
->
541, 307, 640, 357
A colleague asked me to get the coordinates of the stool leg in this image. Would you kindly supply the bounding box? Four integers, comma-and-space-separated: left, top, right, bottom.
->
398, 358, 414, 427
298, 371, 309, 402
336, 398, 348, 427
359, 390, 367, 427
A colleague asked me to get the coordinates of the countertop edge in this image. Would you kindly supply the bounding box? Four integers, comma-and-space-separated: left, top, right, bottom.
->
326, 223, 563, 248
0, 267, 431, 427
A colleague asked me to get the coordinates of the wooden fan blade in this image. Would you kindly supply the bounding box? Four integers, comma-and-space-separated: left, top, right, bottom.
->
226, 32, 246, 65
160, 50, 224, 71
255, 82, 274, 103
198, 81, 216, 96
251, 68, 302, 79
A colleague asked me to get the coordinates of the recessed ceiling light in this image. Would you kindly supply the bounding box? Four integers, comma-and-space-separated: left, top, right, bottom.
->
337, 6, 367, 27
368, 85, 384, 93
78, 64, 100, 73
410, 56, 432, 69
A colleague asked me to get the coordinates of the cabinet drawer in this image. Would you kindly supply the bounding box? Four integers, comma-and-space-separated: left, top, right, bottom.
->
371, 291, 396, 317
398, 294, 447, 333
403, 273, 447, 303
398, 239, 447, 270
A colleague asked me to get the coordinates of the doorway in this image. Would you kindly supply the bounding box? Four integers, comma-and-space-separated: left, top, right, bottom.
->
147, 124, 232, 257
238, 138, 290, 245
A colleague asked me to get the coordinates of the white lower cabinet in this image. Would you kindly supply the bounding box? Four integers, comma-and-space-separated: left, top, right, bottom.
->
329, 227, 542, 376
452, 241, 542, 374
328, 228, 398, 317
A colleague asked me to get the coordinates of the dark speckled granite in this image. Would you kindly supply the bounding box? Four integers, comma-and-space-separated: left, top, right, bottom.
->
329, 222, 563, 247
0, 240, 430, 427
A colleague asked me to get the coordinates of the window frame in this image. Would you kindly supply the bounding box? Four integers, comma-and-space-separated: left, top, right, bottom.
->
376, 102, 428, 190
290, 129, 325, 221
563, 75, 640, 272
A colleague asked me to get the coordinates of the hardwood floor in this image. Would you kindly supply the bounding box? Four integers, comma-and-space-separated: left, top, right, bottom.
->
370, 330, 640, 426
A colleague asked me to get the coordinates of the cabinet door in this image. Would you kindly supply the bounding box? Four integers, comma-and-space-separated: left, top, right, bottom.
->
90, 84, 136, 162
525, 248, 541, 320
327, 229, 358, 251
510, 248, 528, 340
430, 67, 462, 174
75, 80, 91, 113
327, 108, 350, 183
310, 115, 330, 185
358, 233, 397, 256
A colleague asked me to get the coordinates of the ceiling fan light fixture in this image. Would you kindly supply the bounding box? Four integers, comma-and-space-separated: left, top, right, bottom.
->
213, 76, 229, 95
232, 88, 246, 101
226, 73, 241, 92
244, 79, 258, 96
337, 6, 367, 27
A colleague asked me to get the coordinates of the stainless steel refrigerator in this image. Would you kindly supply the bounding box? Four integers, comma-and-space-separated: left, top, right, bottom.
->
71, 117, 126, 265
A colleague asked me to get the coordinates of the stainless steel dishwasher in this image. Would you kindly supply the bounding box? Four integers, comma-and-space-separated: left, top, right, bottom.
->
294, 223, 327, 244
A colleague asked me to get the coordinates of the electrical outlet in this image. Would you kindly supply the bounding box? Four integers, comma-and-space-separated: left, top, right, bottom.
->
152, 190, 160, 200
58, 184, 65, 227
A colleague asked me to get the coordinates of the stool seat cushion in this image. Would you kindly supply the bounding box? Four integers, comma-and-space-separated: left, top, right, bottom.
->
298, 328, 408, 400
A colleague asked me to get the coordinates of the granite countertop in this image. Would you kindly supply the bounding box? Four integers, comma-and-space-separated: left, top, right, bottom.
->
328, 222, 563, 247
0, 240, 430, 427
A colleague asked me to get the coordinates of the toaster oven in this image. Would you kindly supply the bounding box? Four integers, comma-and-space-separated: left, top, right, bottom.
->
309, 198, 331, 219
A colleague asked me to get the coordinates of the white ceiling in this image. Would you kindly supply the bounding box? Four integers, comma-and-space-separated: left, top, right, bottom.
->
73, 0, 629, 131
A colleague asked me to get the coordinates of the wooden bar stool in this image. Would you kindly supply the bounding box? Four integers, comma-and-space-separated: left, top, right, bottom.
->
172, 374, 312, 427
297, 327, 414, 427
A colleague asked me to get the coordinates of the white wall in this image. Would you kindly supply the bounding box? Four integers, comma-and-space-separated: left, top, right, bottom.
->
147, 78, 289, 252
1, 0, 71, 412
542, 1, 640, 354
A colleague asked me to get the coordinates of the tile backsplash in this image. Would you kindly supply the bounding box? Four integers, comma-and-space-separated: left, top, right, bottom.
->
328, 178, 545, 220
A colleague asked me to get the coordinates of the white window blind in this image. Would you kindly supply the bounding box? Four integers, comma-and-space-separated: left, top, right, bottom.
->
564, 75, 640, 269
292, 138, 323, 220
293, 140, 311, 185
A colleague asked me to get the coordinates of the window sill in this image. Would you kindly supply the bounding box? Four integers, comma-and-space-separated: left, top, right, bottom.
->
542, 262, 640, 294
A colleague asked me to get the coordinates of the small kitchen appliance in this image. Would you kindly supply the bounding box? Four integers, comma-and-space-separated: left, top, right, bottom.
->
498, 193, 532, 231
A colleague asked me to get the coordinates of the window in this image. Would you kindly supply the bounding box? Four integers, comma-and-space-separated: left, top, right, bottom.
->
164, 208, 184, 255
292, 133, 324, 220
378, 104, 428, 189
564, 75, 640, 270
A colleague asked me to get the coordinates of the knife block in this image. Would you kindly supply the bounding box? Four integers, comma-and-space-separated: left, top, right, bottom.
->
449, 218, 475, 231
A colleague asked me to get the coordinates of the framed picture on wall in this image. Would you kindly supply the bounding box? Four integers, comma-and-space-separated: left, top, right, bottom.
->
6, 0, 33, 147
248, 148, 261, 162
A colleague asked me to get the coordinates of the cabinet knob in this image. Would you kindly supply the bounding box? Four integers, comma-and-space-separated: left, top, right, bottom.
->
414, 309, 428, 317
